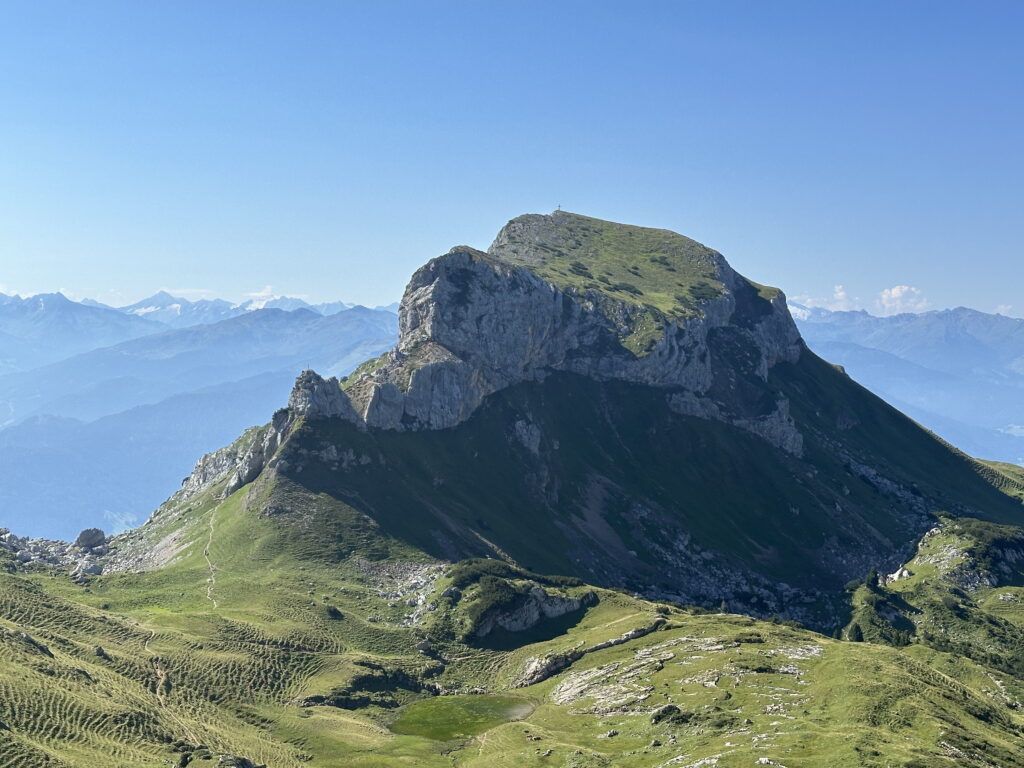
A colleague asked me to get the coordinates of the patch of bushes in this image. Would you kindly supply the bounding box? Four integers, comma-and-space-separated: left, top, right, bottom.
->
688, 281, 718, 301
447, 559, 583, 590
611, 282, 643, 296
306, 661, 440, 710
735, 631, 764, 644
568, 261, 593, 278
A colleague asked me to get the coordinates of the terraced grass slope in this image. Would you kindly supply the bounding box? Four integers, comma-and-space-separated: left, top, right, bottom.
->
983, 460, 1024, 501
3, 477, 1024, 768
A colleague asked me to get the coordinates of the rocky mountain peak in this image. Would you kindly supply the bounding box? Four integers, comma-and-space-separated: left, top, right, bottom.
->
284, 212, 804, 451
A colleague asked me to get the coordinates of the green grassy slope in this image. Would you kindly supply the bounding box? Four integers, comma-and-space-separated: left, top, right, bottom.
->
846, 515, 1024, 677
3, 502, 1024, 768
2, 370, 1024, 766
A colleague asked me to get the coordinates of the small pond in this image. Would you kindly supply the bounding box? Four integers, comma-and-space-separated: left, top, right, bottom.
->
388, 694, 534, 740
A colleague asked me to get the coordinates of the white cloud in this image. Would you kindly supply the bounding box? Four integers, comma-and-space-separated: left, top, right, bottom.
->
244, 285, 307, 301
246, 285, 277, 300
792, 284, 858, 312
995, 304, 1013, 316
0, 283, 36, 298
876, 285, 930, 316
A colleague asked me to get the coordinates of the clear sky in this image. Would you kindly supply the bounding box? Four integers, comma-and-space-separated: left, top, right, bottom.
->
1, 1, 1021, 315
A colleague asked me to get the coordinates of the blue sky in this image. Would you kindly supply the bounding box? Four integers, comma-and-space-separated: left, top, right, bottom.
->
1, 1, 1021, 314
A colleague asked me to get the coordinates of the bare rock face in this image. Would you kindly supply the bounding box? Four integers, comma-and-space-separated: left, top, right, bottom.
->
150, 212, 808, 543
170, 417, 290, 505
473, 586, 584, 637
74, 528, 106, 550
224, 410, 291, 496
289, 212, 805, 453
288, 370, 361, 422
515, 618, 667, 687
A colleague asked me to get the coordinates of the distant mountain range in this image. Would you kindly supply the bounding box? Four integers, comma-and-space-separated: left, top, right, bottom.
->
110, 290, 392, 329
0, 292, 162, 372
792, 304, 1024, 464
0, 289, 400, 363
0, 290, 399, 538
0, 306, 397, 424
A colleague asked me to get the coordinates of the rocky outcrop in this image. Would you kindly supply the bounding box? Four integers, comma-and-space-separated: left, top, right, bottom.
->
286, 212, 804, 451
515, 618, 667, 687
167, 411, 294, 507
175, 426, 266, 501
0, 527, 105, 579
74, 528, 105, 550
223, 410, 292, 496
885, 566, 913, 584
288, 369, 362, 422
216, 757, 266, 768
667, 392, 804, 456
474, 586, 586, 637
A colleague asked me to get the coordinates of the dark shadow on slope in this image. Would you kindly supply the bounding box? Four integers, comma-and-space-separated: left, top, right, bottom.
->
267, 353, 1022, 627
471, 607, 588, 651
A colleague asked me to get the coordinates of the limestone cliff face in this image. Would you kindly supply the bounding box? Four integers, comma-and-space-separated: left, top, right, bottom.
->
287, 370, 360, 423
473, 586, 586, 638
157, 211, 807, 542
289, 212, 805, 454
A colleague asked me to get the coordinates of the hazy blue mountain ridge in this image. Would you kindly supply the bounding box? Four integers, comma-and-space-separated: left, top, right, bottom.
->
0, 304, 399, 538
0, 372, 300, 538
794, 304, 1024, 464
0, 306, 397, 424
0, 291, 163, 372
116, 290, 361, 328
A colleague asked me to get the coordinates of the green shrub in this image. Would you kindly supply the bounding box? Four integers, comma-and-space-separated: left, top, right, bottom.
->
688, 281, 718, 301
611, 282, 643, 296
568, 261, 593, 278
447, 559, 582, 590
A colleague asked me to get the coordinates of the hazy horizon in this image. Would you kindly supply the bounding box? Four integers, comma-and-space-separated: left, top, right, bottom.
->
1, 261, 1020, 320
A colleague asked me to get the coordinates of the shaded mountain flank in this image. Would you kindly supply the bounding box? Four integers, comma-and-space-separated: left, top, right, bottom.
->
116, 212, 1024, 628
